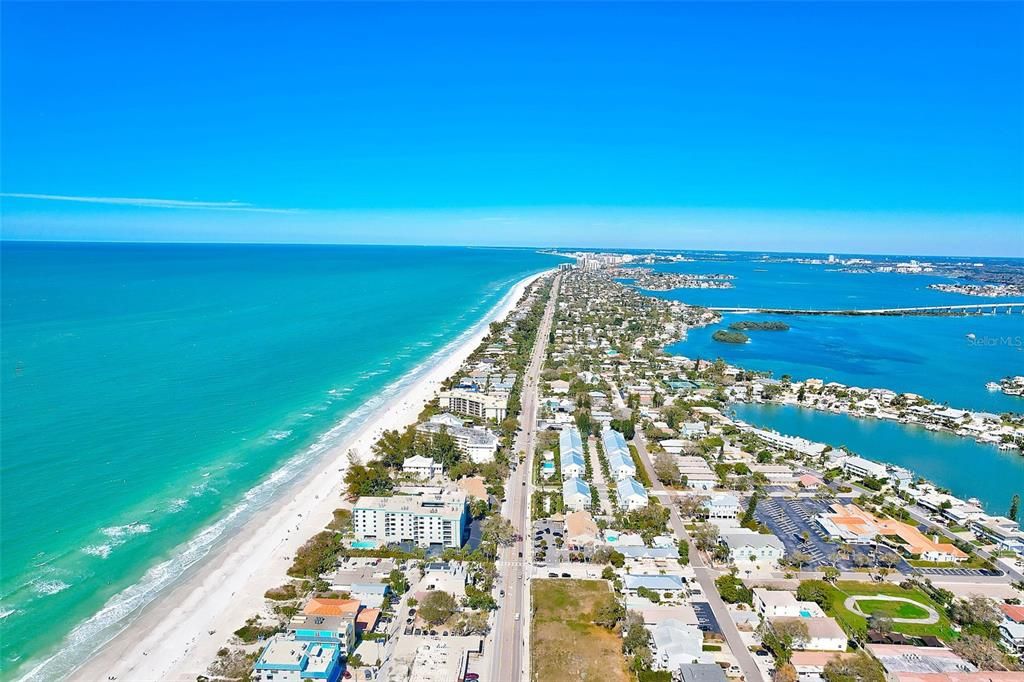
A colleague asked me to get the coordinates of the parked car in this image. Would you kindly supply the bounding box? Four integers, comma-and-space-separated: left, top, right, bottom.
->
547, 572, 558, 578
561, 572, 571, 578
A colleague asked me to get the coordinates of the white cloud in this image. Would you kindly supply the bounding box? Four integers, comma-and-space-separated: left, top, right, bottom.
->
0, 193, 297, 214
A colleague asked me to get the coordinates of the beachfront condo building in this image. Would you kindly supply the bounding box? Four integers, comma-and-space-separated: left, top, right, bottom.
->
437, 388, 508, 421
416, 416, 500, 463
353, 491, 467, 549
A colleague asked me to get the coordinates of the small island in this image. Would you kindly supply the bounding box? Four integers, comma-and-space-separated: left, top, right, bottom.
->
728, 320, 790, 332
712, 329, 749, 343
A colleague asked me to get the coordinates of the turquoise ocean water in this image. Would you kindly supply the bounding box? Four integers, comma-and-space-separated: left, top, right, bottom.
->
0, 242, 556, 679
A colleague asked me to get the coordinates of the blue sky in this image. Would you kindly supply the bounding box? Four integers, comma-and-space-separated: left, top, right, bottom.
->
2, 1, 1022, 255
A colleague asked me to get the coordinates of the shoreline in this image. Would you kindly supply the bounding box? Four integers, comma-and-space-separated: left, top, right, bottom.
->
34, 269, 548, 682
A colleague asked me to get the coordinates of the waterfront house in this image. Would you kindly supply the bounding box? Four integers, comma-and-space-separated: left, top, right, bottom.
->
252, 635, 343, 682
287, 612, 356, 655
402, 455, 443, 479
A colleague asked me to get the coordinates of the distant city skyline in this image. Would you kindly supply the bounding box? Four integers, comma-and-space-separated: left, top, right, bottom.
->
2, 2, 1022, 256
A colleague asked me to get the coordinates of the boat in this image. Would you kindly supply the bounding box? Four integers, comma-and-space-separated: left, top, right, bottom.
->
986, 382, 1001, 391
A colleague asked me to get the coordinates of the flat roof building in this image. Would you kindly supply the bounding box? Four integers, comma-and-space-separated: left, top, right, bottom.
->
354, 491, 467, 549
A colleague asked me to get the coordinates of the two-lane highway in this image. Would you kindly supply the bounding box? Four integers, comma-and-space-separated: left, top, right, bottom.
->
489, 273, 559, 682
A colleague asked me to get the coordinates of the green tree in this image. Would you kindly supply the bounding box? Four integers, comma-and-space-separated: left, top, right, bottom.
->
387, 569, 409, 596
758, 618, 809, 665
593, 594, 625, 629
1010, 494, 1020, 522
714, 574, 753, 605
419, 590, 458, 625
344, 463, 394, 499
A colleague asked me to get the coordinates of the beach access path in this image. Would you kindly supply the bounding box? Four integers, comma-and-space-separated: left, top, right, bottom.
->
70, 270, 549, 682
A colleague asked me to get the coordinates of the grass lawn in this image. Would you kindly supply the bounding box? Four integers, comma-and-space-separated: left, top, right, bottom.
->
531, 579, 628, 682
818, 581, 956, 641
854, 599, 931, 620
908, 556, 990, 570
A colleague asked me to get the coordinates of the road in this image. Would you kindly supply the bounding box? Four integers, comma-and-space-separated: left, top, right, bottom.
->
489, 273, 559, 682
631, 431, 766, 682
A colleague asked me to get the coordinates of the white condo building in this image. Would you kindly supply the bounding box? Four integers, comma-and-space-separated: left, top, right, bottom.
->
437, 389, 508, 421
354, 491, 467, 549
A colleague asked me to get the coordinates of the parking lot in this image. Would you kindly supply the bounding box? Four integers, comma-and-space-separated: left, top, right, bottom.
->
755, 497, 835, 569
755, 497, 913, 573
692, 601, 721, 634
531, 518, 567, 566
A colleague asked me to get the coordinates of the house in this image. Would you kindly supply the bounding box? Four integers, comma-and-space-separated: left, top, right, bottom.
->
660, 439, 688, 455
287, 611, 357, 655
602, 428, 636, 481
625, 574, 686, 596
402, 455, 443, 479
565, 510, 600, 549
772, 616, 847, 652
252, 635, 343, 682
560, 427, 586, 478
562, 478, 592, 512
719, 530, 785, 565
550, 379, 571, 394
616, 477, 649, 510
706, 493, 740, 520
753, 589, 823, 619
650, 619, 712, 671
790, 652, 857, 682
560, 449, 586, 480
680, 422, 707, 439
677, 664, 728, 682
350, 583, 389, 608
999, 604, 1024, 655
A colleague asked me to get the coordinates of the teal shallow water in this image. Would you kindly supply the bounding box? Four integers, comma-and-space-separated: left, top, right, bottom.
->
732, 402, 1024, 515
0, 242, 556, 678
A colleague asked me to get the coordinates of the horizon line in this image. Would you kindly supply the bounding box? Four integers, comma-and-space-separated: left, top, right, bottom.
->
2, 237, 1021, 261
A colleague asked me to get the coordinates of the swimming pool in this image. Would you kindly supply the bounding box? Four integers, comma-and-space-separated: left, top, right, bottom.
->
351, 540, 377, 549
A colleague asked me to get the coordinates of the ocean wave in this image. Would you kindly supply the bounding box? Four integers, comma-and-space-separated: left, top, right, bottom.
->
266, 429, 293, 441
82, 544, 113, 559
18, 270, 544, 682
1, 608, 16, 619
168, 497, 189, 513
31, 580, 70, 596
101, 523, 151, 540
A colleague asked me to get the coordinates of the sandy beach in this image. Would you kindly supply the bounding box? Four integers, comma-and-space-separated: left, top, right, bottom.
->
66, 270, 547, 682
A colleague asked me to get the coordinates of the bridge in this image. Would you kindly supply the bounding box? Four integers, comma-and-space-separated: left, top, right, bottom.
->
711, 302, 1024, 316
